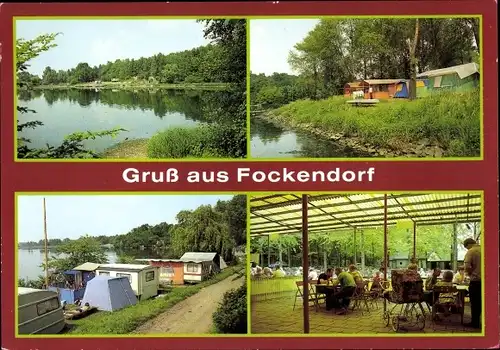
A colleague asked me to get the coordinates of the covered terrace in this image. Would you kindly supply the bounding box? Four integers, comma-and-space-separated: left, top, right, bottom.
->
249, 193, 482, 335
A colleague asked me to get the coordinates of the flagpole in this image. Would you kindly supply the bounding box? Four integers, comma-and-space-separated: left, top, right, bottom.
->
43, 198, 49, 289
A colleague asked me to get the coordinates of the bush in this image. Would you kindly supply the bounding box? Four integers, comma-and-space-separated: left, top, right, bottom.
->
147, 124, 245, 159
212, 282, 247, 334
273, 89, 480, 156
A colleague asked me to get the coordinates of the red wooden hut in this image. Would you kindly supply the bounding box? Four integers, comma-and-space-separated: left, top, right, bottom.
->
344, 81, 369, 97
363, 79, 405, 99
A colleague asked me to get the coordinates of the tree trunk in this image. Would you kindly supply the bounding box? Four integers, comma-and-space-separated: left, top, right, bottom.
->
323, 251, 327, 271
408, 19, 420, 100
467, 19, 480, 52
287, 248, 291, 268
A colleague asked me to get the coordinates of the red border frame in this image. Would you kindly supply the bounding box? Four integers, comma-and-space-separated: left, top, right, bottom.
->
1, 2, 498, 349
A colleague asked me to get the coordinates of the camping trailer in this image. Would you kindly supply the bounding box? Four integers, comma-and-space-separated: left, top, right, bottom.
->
180, 252, 227, 283
18, 287, 65, 335
417, 62, 479, 93
137, 259, 185, 285
95, 264, 159, 300
48, 262, 98, 304
81, 276, 137, 311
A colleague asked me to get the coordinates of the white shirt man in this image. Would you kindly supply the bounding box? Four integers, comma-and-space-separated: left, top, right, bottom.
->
308, 269, 318, 281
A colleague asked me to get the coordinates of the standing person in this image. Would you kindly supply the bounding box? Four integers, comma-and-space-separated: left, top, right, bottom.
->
463, 238, 481, 329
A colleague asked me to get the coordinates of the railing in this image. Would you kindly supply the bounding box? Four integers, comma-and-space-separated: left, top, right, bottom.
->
250, 276, 302, 302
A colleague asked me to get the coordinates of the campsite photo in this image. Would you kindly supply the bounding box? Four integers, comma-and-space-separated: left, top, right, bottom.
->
249, 17, 481, 158
16, 194, 247, 335
15, 18, 247, 160
249, 193, 484, 335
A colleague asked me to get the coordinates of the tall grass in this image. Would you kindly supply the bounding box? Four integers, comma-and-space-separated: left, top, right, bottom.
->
147, 125, 246, 159
273, 89, 480, 156
68, 265, 244, 334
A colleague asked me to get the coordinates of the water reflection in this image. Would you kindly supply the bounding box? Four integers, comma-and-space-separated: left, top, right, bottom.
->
17, 88, 241, 152
250, 117, 369, 158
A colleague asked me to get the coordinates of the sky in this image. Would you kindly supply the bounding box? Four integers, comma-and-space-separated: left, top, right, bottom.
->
16, 19, 211, 76
250, 19, 319, 76
17, 195, 234, 242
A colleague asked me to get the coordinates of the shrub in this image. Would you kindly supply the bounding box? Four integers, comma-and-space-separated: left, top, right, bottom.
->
147, 124, 245, 159
212, 282, 247, 334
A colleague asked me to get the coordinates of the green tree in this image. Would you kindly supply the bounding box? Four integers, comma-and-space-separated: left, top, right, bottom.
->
47, 235, 108, 272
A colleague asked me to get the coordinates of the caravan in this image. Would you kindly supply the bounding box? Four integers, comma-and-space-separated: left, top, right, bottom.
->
18, 287, 65, 334
95, 264, 159, 300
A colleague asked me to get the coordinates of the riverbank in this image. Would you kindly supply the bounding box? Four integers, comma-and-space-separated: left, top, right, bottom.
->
34, 81, 230, 91
101, 139, 149, 159
102, 124, 245, 160
68, 264, 244, 334
260, 90, 480, 158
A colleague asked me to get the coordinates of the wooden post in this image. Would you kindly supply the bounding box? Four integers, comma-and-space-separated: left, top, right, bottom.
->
267, 235, 270, 267
302, 195, 309, 334
43, 198, 49, 289
383, 195, 388, 280
353, 227, 357, 265
413, 222, 417, 262
452, 221, 458, 271
383, 194, 388, 314
360, 229, 365, 270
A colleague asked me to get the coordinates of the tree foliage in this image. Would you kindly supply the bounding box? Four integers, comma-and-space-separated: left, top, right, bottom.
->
36, 44, 228, 86
250, 223, 476, 268
16, 33, 125, 159
252, 18, 480, 105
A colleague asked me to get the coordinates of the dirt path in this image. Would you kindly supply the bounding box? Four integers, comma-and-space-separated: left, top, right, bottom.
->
134, 274, 244, 334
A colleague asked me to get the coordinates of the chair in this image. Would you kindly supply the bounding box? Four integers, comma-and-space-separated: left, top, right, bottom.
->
431, 285, 464, 325
293, 280, 324, 312
350, 281, 371, 314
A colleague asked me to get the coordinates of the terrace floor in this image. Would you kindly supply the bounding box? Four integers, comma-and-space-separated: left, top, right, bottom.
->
251, 294, 481, 334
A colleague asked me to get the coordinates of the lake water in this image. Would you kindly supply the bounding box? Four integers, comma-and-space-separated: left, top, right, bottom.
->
250, 117, 368, 158
17, 249, 118, 281
17, 88, 229, 153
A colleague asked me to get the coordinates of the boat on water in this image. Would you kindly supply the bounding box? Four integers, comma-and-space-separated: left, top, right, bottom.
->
346, 98, 380, 106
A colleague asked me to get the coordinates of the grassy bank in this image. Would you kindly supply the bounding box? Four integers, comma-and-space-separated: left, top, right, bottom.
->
267, 89, 480, 157
34, 81, 230, 91
68, 264, 244, 334
102, 124, 245, 160
101, 139, 149, 159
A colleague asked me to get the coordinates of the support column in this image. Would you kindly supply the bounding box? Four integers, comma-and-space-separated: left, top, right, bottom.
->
413, 221, 417, 262
353, 227, 357, 265
452, 221, 458, 271
360, 229, 365, 270
267, 235, 270, 267
383, 194, 388, 314
302, 194, 310, 334
383, 194, 388, 280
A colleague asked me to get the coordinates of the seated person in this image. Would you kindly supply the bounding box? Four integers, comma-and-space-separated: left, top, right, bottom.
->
308, 267, 318, 281
273, 266, 285, 278
329, 267, 357, 315
317, 268, 334, 285
407, 263, 418, 271
262, 267, 273, 277
254, 266, 263, 277
425, 268, 441, 290
348, 264, 363, 284
370, 271, 383, 294
424, 268, 441, 305
432, 270, 458, 316
453, 266, 466, 284
78, 302, 91, 313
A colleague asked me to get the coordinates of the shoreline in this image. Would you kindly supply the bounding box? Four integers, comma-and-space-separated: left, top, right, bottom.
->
33, 82, 230, 91
256, 112, 446, 158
